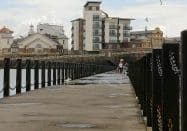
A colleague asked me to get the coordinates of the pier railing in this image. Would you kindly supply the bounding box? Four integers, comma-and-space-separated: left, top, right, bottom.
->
0, 58, 115, 98
128, 30, 187, 131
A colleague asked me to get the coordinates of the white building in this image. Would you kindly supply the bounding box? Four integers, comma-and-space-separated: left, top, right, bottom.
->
0, 27, 14, 53
71, 1, 134, 51
37, 23, 69, 50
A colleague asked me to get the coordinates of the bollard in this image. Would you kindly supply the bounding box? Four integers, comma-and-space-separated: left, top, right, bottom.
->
26, 60, 31, 91
16, 59, 22, 94
41, 61, 45, 88
162, 43, 180, 131
152, 49, 163, 131
4, 58, 10, 97
34, 60, 39, 89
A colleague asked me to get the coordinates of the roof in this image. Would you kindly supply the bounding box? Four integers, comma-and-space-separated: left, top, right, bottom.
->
71, 18, 85, 22
131, 30, 155, 35
131, 28, 162, 35
0, 27, 13, 34
84, 1, 102, 7
109, 17, 135, 20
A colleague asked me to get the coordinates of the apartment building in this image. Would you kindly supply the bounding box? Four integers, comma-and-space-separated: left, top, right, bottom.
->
104, 17, 133, 49
71, 1, 134, 51
71, 19, 85, 51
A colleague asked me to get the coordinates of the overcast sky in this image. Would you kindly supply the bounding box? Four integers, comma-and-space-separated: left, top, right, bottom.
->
0, 0, 186, 38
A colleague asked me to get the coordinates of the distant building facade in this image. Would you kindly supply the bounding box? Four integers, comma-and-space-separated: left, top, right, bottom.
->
16, 33, 59, 54
37, 23, 69, 50
164, 37, 180, 43
71, 1, 134, 51
0, 27, 14, 53
131, 27, 164, 49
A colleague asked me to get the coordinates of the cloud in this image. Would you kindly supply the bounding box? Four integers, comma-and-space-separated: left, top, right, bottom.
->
0, 0, 86, 37
104, 1, 187, 37
0, 0, 186, 39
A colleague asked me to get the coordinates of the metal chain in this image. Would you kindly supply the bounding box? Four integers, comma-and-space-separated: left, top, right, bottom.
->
21, 86, 26, 89
9, 86, 16, 91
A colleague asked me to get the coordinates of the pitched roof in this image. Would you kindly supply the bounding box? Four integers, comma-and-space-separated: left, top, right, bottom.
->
0, 27, 13, 34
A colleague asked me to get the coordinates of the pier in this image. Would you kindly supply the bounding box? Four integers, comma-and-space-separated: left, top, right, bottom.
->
0, 72, 145, 131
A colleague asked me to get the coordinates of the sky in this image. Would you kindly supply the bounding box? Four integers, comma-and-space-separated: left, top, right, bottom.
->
0, 0, 187, 38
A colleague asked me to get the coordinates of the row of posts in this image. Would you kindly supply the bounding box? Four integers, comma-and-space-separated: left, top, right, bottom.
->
128, 30, 187, 131
3, 59, 115, 97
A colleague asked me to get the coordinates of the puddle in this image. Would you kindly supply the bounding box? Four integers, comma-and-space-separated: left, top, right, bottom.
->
1, 103, 41, 106
104, 105, 125, 108
56, 123, 96, 128
109, 93, 130, 97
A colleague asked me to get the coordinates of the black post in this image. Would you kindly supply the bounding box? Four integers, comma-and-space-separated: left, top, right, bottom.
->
69, 64, 72, 80
16, 59, 22, 94
152, 49, 163, 131
65, 63, 68, 80
48, 61, 51, 86
26, 60, 31, 91
71, 63, 75, 80
145, 54, 153, 127
181, 30, 187, 131
162, 43, 180, 131
53, 62, 56, 86
34, 60, 39, 89
41, 61, 45, 88
57, 62, 60, 85
61, 63, 64, 84
4, 58, 10, 97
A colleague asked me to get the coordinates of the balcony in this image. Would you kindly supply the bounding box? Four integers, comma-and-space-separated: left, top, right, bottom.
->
123, 26, 132, 30
109, 33, 117, 37
93, 32, 102, 36
123, 32, 131, 37
93, 17, 102, 21
109, 25, 118, 29
93, 24, 102, 29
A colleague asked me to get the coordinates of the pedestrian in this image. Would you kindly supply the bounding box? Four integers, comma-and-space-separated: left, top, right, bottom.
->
117, 58, 124, 73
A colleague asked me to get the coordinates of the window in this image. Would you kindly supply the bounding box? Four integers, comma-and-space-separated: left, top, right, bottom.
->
93, 22, 101, 28
93, 44, 99, 50
93, 37, 100, 43
109, 30, 117, 36
93, 30, 99, 35
89, 6, 92, 10
93, 15, 100, 21
96, 6, 99, 10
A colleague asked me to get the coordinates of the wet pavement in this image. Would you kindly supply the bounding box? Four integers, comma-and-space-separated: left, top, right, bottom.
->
67, 71, 130, 85
0, 71, 146, 131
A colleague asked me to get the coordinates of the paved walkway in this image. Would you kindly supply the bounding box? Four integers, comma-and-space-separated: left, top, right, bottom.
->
0, 72, 146, 131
